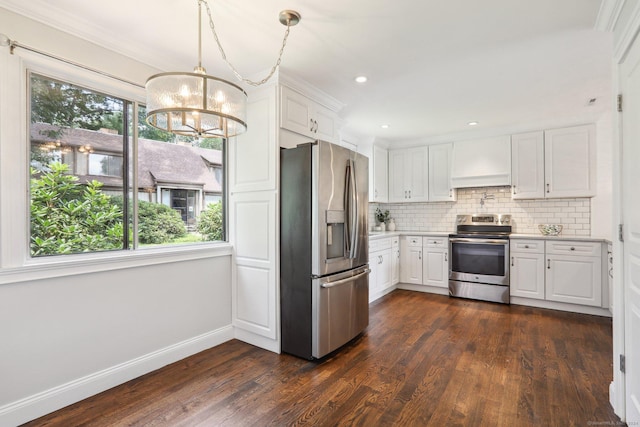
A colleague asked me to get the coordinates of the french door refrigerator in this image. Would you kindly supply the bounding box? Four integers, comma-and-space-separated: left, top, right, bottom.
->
280, 140, 369, 359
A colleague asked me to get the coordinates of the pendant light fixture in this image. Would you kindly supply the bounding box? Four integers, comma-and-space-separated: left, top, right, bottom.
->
145, 0, 301, 138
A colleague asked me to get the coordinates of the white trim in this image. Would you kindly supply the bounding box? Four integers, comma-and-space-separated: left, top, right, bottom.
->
278, 71, 345, 113
396, 283, 450, 296
612, 0, 640, 63
0, 325, 234, 427
0, 243, 232, 285
510, 296, 612, 317
234, 327, 280, 354
595, 0, 626, 32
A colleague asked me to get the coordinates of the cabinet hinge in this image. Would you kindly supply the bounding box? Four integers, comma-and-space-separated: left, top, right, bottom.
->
619, 224, 624, 242
617, 94, 623, 112
620, 354, 626, 373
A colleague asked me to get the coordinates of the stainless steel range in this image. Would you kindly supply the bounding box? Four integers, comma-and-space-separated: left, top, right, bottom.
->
449, 214, 512, 304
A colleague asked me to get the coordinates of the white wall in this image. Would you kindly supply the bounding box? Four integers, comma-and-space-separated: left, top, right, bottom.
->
0, 8, 235, 426
0, 255, 233, 426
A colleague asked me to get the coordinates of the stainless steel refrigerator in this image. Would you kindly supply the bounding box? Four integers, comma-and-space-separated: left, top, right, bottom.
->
280, 140, 369, 359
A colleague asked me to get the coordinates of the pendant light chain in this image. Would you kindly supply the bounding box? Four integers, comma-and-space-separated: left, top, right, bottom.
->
200, 0, 294, 87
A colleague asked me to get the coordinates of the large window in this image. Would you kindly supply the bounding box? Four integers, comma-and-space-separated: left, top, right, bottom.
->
29, 73, 226, 257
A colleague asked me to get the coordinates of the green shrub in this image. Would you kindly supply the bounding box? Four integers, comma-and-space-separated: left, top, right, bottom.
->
30, 162, 124, 256
196, 202, 223, 241
136, 200, 186, 244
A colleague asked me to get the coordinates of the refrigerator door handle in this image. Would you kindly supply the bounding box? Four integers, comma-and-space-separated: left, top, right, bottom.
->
344, 159, 359, 259
320, 269, 371, 288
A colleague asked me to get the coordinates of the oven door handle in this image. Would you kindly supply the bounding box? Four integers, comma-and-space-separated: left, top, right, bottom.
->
450, 238, 508, 245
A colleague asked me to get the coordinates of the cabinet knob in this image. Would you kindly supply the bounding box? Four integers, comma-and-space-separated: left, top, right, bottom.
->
570, 247, 575, 251
524, 245, 529, 248
511, 256, 514, 267
546, 183, 550, 193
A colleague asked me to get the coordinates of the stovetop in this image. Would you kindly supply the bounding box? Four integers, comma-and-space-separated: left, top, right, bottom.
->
453, 214, 512, 236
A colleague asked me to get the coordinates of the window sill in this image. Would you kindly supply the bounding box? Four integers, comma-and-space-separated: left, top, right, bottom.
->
0, 243, 233, 285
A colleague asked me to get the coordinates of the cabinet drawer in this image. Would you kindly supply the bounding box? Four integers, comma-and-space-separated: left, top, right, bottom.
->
545, 241, 601, 257
404, 236, 422, 247
370, 238, 392, 252
511, 239, 544, 254
424, 237, 447, 248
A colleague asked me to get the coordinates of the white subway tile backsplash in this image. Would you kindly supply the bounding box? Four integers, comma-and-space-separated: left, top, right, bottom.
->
369, 185, 591, 236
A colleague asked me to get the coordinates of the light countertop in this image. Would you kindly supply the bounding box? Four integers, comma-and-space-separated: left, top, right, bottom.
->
369, 231, 611, 244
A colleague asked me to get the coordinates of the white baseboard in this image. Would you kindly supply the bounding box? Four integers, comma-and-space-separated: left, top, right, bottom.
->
0, 325, 234, 427
234, 327, 280, 354
397, 283, 449, 296
510, 297, 612, 317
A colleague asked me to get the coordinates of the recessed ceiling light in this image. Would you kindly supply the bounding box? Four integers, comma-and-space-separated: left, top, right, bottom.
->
468, 121, 479, 126
355, 76, 368, 83
381, 124, 390, 129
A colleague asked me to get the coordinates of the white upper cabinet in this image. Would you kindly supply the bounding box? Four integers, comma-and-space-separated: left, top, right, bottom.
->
512, 125, 596, 199
451, 135, 511, 188
371, 145, 388, 203
544, 124, 596, 198
388, 147, 429, 202
280, 85, 339, 143
428, 143, 456, 201
511, 131, 545, 199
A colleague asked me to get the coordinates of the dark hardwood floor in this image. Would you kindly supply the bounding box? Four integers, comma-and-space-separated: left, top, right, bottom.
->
23, 290, 621, 426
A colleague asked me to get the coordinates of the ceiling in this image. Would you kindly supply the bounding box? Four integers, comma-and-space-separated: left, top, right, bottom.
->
0, 0, 612, 145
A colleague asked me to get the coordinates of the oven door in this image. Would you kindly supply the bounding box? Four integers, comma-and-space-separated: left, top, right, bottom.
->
449, 237, 509, 285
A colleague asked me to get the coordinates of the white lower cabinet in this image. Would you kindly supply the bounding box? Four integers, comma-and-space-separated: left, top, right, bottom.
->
510, 238, 605, 309
400, 236, 423, 284
510, 239, 545, 300
369, 238, 394, 302
392, 236, 400, 285
545, 241, 602, 307
423, 237, 449, 288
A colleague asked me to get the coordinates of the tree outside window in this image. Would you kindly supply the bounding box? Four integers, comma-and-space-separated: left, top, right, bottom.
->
29, 73, 226, 257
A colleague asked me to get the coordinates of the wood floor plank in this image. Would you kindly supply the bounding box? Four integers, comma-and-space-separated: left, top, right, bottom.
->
21, 290, 621, 427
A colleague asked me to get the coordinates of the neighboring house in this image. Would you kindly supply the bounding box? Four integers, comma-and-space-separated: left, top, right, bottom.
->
30, 123, 223, 227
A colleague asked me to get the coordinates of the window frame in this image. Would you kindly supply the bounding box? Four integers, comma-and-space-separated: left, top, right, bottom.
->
0, 46, 230, 275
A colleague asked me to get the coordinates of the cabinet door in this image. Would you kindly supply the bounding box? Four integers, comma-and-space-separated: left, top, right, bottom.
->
280, 86, 313, 138
313, 103, 339, 143
544, 124, 596, 198
400, 247, 422, 284
546, 254, 602, 306
378, 250, 393, 292
388, 150, 407, 202
406, 147, 429, 202
429, 143, 456, 201
510, 252, 545, 299
511, 131, 544, 199
392, 238, 400, 285
368, 251, 379, 302
371, 146, 389, 202
423, 248, 448, 288
400, 237, 423, 284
